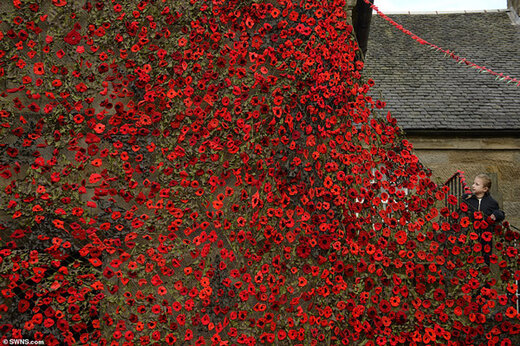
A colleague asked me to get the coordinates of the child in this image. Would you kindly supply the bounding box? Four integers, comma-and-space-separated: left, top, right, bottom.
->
463, 173, 505, 223
462, 173, 505, 264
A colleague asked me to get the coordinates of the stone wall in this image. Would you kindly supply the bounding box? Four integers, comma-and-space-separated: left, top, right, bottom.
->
408, 136, 520, 228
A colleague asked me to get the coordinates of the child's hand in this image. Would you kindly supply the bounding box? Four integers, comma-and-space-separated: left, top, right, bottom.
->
490, 214, 496, 221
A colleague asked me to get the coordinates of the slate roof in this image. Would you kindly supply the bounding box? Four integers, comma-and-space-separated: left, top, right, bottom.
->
364, 10, 520, 133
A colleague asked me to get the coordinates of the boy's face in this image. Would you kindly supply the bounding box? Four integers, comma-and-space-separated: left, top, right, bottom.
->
471, 177, 489, 197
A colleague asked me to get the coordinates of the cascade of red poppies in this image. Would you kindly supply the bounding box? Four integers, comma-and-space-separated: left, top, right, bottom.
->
0, 1, 519, 345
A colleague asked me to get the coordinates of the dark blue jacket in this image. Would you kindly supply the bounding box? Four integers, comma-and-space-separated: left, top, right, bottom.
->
461, 193, 505, 224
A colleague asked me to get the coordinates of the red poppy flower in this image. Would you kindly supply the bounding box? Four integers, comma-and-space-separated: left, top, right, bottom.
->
52, 0, 67, 6
43, 318, 55, 328
395, 230, 407, 245
64, 29, 82, 45
18, 299, 30, 313
33, 62, 45, 75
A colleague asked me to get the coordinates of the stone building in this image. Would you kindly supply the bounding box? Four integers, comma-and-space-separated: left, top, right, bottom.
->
363, 3, 520, 227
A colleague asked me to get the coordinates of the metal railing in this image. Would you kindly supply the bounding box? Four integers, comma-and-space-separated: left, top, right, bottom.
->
444, 170, 471, 214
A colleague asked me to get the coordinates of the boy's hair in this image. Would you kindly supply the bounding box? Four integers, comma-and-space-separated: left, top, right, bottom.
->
476, 173, 492, 190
